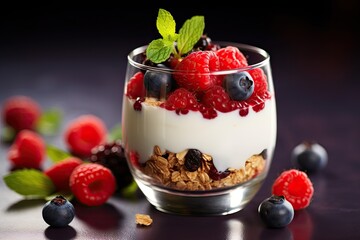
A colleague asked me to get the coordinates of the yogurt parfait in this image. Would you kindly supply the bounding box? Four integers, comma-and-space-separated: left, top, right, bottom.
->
121, 9, 277, 215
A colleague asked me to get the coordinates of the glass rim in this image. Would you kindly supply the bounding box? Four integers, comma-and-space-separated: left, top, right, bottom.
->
127, 41, 271, 75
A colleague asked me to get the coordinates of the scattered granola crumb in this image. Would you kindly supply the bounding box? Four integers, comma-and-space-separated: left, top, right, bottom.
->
135, 214, 153, 226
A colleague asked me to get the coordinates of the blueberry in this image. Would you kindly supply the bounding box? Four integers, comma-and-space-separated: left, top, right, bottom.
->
184, 149, 202, 172
42, 195, 75, 227
291, 141, 328, 174
258, 195, 294, 228
224, 71, 254, 101
144, 64, 175, 99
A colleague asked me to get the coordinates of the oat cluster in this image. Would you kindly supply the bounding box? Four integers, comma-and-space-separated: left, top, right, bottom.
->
135, 214, 153, 226
141, 145, 265, 191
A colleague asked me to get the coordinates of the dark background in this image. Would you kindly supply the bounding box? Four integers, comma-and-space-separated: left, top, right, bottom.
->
1, 2, 359, 127
0, 2, 360, 240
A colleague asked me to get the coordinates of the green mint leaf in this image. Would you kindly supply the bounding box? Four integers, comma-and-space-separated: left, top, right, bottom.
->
3, 169, 55, 198
36, 108, 63, 136
157, 8, 177, 41
146, 39, 173, 63
1, 126, 16, 143
108, 123, 122, 142
121, 180, 138, 199
46, 145, 72, 163
177, 16, 205, 55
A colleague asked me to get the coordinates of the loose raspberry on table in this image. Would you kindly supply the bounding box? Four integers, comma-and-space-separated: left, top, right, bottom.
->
2, 95, 41, 132
64, 114, 108, 158
7, 129, 46, 169
69, 163, 116, 206
126, 72, 145, 99
272, 169, 314, 210
161, 88, 199, 114
44, 157, 83, 192
174, 51, 220, 92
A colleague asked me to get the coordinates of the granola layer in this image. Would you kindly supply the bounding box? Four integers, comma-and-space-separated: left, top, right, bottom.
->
140, 146, 266, 191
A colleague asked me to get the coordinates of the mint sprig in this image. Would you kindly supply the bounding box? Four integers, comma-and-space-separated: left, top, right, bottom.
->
146, 8, 205, 63
46, 145, 72, 163
177, 16, 205, 56
36, 108, 63, 136
3, 169, 55, 198
108, 123, 122, 142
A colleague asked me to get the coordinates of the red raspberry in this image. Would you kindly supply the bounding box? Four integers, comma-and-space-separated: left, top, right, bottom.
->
167, 55, 181, 69
174, 51, 220, 92
69, 163, 116, 206
201, 85, 233, 113
44, 157, 83, 192
64, 114, 108, 158
272, 169, 314, 210
126, 72, 145, 99
7, 130, 46, 169
216, 46, 248, 70
2, 95, 41, 132
198, 104, 218, 119
129, 150, 140, 168
248, 68, 268, 97
246, 91, 271, 112
161, 88, 199, 114
215, 46, 248, 86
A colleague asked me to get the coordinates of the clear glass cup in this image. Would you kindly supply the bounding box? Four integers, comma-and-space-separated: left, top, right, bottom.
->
121, 42, 277, 215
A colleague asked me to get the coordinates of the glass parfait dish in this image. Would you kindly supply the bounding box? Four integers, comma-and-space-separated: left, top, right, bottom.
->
121, 41, 277, 215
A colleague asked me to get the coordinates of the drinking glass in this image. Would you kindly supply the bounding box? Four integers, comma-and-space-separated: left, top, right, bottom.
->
121, 42, 277, 215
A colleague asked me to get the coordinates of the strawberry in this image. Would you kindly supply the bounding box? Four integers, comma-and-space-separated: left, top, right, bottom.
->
161, 88, 199, 114
272, 169, 314, 210
174, 51, 220, 92
7, 129, 46, 169
64, 114, 108, 158
2, 95, 41, 132
44, 157, 83, 192
216, 46, 248, 70
126, 72, 145, 99
69, 163, 116, 206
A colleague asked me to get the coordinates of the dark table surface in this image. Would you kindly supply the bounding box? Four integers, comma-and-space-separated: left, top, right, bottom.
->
1, 4, 359, 240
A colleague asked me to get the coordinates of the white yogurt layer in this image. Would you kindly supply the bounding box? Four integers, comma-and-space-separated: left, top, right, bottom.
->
122, 97, 277, 172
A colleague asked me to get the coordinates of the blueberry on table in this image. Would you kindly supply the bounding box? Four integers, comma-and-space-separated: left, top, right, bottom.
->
258, 195, 294, 228
224, 71, 254, 101
291, 141, 328, 174
42, 195, 75, 227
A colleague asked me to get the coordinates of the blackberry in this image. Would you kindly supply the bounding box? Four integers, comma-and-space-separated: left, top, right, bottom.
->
89, 141, 133, 190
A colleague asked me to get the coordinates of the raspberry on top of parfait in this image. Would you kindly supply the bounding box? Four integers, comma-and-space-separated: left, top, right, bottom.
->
125, 8, 271, 118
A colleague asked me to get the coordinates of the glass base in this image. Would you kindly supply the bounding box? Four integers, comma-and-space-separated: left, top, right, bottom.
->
135, 174, 266, 216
